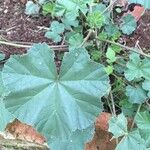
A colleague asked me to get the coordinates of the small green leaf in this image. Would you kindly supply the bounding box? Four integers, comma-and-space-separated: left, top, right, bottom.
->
98, 32, 108, 40
91, 50, 102, 61
49, 21, 65, 34
68, 33, 83, 50
42, 2, 55, 15
25, 1, 40, 15
111, 45, 122, 53
45, 21, 65, 42
106, 47, 116, 63
87, 12, 105, 28
116, 130, 146, 150
126, 85, 147, 104
142, 80, 150, 98
92, 3, 110, 24
105, 23, 119, 38
119, 99, 138, 117
135, 111, 150, 130
120, 14, 137, 35
108, 113, 128, 138
105, 65, 114, 75
45, 31, 62, 42
62, 12, 79, 29
125, 53, 150, 81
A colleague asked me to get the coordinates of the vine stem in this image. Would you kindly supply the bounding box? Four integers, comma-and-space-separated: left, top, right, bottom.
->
0, 40, 68, 51
109, 91, 118, 144
98, 39, 150, 58
79, 29, 93, 47
102, 0, 118, 14
110, 91, 116, 117
130, 104, 142, 130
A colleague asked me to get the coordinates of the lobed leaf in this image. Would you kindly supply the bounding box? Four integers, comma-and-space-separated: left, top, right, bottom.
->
2, 43, 110, 149
120, 14, 137, 35
126, 85, 147, 104
108, 113, 128, 138
125, 53, 150, 81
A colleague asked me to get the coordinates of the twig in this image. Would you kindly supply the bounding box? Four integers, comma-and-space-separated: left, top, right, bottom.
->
110, 91, 116, 117
0, 40, 69, 51
98, 39, 150, 58
79, 30, 93, 47
130, 104, 142, 130
146, 100, 150, 108
109, 91, 118, 144
102, 0, 118, 14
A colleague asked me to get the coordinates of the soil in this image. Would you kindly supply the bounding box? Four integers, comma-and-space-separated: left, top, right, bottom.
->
125, 10, 150, 53
0, 0, 52, 57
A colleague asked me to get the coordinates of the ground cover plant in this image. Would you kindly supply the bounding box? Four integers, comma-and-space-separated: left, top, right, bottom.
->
0, 0, 150, 150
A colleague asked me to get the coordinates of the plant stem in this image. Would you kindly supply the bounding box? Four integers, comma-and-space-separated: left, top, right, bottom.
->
0, 40, 68, 51
109, 91, 119, 144
102, 0, 118, 14
99, 39, 150, 58
146, 100, 150, 108
110, 91, 117, 117
80, 30, 93, 47
106, 98, 113, 114
130, 104, 142, 130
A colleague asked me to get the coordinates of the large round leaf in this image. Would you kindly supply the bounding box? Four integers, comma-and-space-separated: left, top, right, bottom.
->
0, 72, 13, 131
2, 43, 110, 142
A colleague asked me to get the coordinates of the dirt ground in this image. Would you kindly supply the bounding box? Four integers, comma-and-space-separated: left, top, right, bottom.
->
126, 9, 150, 53
0, 0, 150, 57
0, 0, 52, 57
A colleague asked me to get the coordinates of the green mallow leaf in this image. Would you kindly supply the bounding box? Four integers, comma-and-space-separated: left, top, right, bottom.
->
42, 2, 55, 16
106, 47, 116, 63
126, 85, 147, 104
125, 53, 150, 81
68, 33, 83, 50
109, 113, 147, 150
62, 12, 79, 29
49, 125, 94, 150
128, 0, 150, 9
49, 21, 65, 34
120, 14, 137, 35
135, 111, 150, 130
116, 130, 146, 150
142, 80, 150, 98
45, 21, 65, 42
87, 12, 105, 28
119, 99, 138, 117
0, 73, 13, 131
92, 3, 110, 24
25, 1, 40, 15
55, 0, 91, 17
91, 50, 102, 62
45, 31, 62, 43
105, 65, 114, 75
0, 100, 13, 131
2, 43, 110, 149
108, 113, 128, 138
138, 115, 150, 150
139, 129, 150, 149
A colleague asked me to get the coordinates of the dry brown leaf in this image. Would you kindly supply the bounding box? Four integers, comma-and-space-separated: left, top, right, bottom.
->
5, 119, 46, 145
